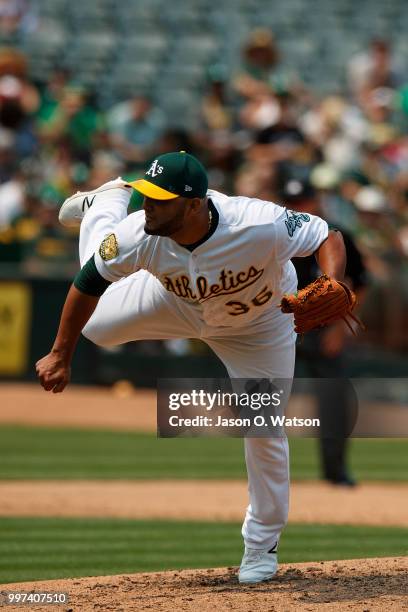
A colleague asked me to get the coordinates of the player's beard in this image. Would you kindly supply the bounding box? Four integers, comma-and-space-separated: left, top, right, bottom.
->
144, 207, 186, 237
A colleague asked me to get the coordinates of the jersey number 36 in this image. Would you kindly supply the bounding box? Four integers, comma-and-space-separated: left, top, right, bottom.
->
225, 286, 273, 316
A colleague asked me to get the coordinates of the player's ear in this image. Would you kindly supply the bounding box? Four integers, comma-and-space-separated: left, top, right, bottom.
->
188, 197, 203, 214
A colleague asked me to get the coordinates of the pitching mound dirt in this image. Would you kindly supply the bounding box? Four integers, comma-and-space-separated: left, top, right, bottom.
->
2, 557, 407, 611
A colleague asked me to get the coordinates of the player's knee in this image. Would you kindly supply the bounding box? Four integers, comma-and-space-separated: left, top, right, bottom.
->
82, 322, 116, 348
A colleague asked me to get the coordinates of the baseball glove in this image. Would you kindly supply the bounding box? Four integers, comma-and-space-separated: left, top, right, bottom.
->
279, 274, 363, 335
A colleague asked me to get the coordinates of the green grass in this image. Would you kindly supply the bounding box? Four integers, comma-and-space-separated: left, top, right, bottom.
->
0, 518, 406, 584
0, 426, 407, 480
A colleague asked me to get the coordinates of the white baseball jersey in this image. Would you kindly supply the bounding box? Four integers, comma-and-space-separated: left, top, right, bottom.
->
94, 189, 328, 328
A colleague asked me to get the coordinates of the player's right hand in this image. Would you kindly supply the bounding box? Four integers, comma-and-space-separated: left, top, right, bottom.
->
35, 352, 71, 393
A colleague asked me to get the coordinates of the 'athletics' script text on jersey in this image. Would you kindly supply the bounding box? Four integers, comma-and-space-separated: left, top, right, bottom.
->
163, 265, 264, 301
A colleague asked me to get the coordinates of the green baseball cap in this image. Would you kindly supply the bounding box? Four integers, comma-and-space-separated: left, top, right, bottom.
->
128, 151, 208, 200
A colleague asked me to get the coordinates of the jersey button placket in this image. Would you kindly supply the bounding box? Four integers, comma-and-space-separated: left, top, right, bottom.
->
190, 253, 199, 275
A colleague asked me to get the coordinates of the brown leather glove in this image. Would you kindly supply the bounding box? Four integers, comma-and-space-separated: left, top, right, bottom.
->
279, 274, 363, 335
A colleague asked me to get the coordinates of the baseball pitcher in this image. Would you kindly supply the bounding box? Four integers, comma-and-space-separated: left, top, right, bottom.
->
36, 151, 349, 583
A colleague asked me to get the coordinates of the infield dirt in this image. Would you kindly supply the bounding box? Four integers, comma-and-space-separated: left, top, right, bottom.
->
0, 480, 407, 526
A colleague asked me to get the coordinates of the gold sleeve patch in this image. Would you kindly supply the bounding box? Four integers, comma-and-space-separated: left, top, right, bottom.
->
99, 233, 119, 261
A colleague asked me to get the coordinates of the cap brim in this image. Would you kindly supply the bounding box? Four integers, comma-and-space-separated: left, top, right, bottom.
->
127, 179, 179, 200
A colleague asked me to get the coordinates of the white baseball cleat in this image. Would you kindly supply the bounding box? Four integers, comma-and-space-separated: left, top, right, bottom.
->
58, 177, 132, 227
238, 543, 278, 584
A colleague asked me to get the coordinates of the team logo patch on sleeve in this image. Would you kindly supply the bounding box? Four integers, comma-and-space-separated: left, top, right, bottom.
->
284, 210, 310, 237
99, 233, 119, 261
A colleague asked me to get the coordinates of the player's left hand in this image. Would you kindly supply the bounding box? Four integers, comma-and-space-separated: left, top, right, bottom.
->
279, 274, 364, 335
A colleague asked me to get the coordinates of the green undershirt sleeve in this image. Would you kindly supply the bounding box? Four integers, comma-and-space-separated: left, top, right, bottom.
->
73, 255, 111, 296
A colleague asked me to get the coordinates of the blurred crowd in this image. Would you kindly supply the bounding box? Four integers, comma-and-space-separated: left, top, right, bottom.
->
1, 28, 408, 349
